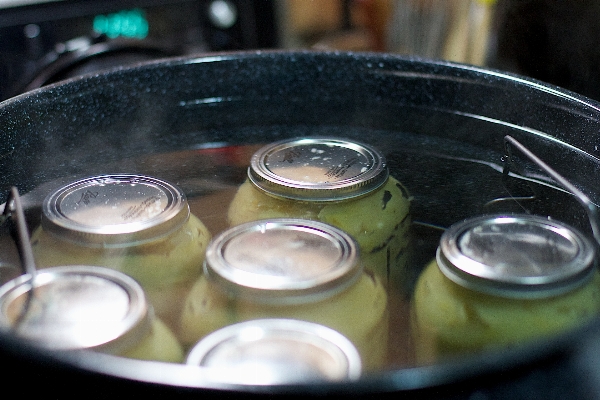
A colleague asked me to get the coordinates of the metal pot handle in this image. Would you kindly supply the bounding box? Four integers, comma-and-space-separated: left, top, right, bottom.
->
503, 135, 600, 247
1, 187, 37, 327
503, 135, 600, 399
2, 187, 37, 279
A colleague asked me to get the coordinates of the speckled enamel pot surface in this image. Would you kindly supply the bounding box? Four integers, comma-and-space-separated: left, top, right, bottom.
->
2, 51, 600, 399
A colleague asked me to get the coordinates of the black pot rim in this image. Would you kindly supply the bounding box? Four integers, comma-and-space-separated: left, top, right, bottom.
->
2, 49, 600, 396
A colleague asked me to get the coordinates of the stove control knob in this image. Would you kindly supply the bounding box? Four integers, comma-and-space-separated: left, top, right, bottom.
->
208, 0, 238, 29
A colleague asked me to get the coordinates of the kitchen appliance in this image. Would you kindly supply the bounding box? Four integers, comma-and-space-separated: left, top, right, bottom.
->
0, 0, 277, 100
1, 51, 600, 398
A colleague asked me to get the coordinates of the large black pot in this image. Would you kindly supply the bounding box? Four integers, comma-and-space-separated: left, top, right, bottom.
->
2, 51, 600, 399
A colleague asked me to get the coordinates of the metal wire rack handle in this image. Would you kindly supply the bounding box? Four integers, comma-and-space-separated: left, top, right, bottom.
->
2, 186, 37, 279
504, 135, 600, 247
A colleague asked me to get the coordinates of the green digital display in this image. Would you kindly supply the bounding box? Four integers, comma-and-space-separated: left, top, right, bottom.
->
93, 9, 149, 39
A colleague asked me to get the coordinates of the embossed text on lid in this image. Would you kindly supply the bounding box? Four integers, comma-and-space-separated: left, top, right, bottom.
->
248, 137, 388, 201
185, 319, 362, 384
42, 174, 189, 247
0, 266, 151, 353
437, 215, 596, 298
204, 218, 362, 304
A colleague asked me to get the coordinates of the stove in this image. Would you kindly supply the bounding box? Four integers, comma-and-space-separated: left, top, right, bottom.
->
0, 0, 278, 100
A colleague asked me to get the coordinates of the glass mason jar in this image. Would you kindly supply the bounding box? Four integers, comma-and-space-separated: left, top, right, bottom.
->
227, 137, 412, 290
179, 218, 389, 371
0, 266, 184, 363
29, 174, 211, 332
412, 214, 600, 364
185, 319, 362, 384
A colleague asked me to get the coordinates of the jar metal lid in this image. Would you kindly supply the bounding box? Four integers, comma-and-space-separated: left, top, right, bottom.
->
0, 265, 152, 353
437, 214, 596, 298
204, 218, 362, 304
248, 137, 388, 201
185, 319, 362, 384
41, 174, 189, 247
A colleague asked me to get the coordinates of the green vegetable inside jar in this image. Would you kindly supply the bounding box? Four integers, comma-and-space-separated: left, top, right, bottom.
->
412, 214, 600, 364
29, 174, 211, 333
179, 218, 388, 371
227, 137, 412, 290
0, 266, 184, 363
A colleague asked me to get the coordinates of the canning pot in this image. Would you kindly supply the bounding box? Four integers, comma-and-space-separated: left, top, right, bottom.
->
2, 50, 600, 398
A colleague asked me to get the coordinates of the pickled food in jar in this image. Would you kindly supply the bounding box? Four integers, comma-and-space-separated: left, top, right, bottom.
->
122, 318, 185, 363
180, 272, 388, 371
411, 215, 600, 363
29, 175, 212, 331
31, 213, 210, 288
179, 218, 389, 371
185, 319, 363, 384
413, 259, 600, 362
227, 137, 412, 289
0, 266, 184, 363
236, 271, 389, 371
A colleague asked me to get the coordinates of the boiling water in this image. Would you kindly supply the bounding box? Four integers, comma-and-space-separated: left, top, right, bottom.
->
0, 136, 590, 372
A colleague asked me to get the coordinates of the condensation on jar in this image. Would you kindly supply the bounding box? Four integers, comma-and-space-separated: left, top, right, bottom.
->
29, 174, 212, 333
412, 214, 600, 364
0, 266, 184, 363
226, 137, 412, 291
185, 319, 362, 384
179, 218, 389, 371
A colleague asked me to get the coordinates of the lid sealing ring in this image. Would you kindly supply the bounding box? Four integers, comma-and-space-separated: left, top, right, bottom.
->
248, 137, 389, 201
41, 174, 190, 247
437, 214, 595, 298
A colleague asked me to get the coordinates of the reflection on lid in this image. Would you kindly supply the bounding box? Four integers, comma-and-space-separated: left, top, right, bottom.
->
0, 266, 151, 352
205, 218, 362, 304
437, 215, 596, 298
248, 137, 388, 201
186, 319, 362, 384
42, 174, 189, 247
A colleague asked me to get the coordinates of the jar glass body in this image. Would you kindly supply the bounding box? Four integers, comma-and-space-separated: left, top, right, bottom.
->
31, 214, 211, 332
227, 176, 412, 290
179, 272, 389, 371
120, 318, 184, 363
411, 259, 600, 363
